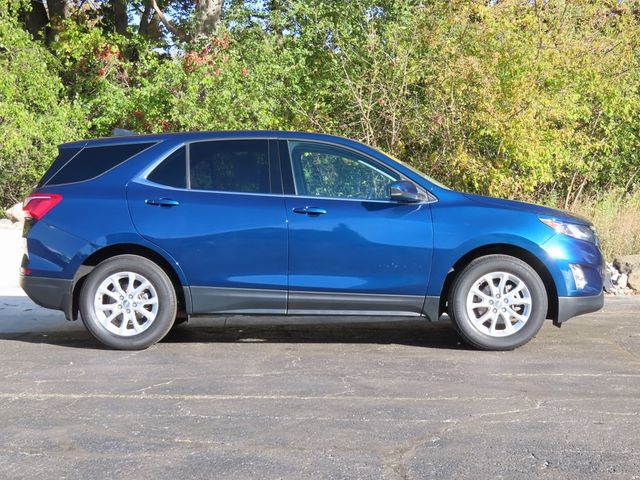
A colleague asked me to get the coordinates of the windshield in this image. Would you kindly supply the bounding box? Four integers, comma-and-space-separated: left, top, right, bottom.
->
372, 147, 451, 190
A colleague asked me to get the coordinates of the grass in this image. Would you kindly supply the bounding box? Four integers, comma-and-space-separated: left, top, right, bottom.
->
566, 189, 640, 261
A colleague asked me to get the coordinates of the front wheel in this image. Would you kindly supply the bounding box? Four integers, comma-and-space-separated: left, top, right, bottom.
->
448, 255, 548, 351
80, 255, 177, 350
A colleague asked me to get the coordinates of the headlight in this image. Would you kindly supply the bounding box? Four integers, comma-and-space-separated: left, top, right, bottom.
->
539, 218, 596, 243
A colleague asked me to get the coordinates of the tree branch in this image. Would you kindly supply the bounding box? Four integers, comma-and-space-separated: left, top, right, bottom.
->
151, 0, 186, 39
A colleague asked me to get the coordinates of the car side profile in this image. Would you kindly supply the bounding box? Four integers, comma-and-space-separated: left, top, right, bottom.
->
20, 131, 604, 350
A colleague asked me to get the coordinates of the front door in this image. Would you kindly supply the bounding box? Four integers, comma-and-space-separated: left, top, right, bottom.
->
283, 140, 433, 315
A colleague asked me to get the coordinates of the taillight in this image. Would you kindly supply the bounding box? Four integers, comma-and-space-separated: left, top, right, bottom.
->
23, 193, 63, 220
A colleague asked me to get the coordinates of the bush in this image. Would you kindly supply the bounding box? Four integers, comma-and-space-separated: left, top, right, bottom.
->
0, 16, 85, 207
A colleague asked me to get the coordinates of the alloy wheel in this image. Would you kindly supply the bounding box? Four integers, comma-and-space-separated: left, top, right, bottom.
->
93, 271, 159, 337
465, 271, 532, 337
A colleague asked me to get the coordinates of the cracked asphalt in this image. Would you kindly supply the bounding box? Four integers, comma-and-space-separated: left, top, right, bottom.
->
0, 291, 639, 479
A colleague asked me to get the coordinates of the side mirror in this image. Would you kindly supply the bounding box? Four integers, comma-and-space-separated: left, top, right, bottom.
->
389, 180, 421, 203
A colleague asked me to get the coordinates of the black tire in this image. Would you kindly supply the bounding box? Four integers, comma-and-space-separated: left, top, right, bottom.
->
80, 255, 177, 350
448, 255, 548, 351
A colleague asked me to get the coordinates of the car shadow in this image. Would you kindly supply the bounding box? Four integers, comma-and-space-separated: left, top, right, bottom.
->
0, 315, 470, 351
164, 318, 469, 350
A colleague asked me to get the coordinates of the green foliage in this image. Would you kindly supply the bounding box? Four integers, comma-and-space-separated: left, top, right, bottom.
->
0, 16, 85, 206
292, 0, 640, 202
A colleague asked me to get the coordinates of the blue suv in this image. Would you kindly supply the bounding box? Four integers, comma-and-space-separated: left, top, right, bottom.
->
20, 131, 604, 350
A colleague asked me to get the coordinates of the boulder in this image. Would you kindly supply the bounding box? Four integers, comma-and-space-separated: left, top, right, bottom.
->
613, 255, 640, 275
5, 202, 24, 223
628, 271, 640, 292
603, 266, 613, 293
618, 273, 628, 289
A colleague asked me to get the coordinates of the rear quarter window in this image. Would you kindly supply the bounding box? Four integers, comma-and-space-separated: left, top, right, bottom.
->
44, 142, 155, 186
37, 147, 82, 187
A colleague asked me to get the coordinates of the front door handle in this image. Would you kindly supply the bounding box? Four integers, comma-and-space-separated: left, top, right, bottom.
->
292, 206, 327, 216
146, 198, 180, 207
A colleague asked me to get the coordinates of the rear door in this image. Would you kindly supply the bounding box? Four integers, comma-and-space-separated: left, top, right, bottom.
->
127, 139, 288, 314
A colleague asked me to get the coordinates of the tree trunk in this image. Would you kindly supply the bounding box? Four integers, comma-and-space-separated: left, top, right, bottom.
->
45, 0, 69, 42
46, 0, 69, 26
138, 0, 153, 37
111, 0, 129, 36
23, 0, 50, 40
195, 0, 223, 39
269, 0, 285, 46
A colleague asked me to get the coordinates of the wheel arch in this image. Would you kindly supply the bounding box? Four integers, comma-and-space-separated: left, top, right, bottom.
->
69, 243, 190, 321
438, 243, 559, 323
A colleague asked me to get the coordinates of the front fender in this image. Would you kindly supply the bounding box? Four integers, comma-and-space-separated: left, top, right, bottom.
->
426, 233, 566, 297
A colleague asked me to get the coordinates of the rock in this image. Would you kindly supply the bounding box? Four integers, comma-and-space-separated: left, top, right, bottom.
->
617, 273, 628, 289
628, 271, 640, 292
613, 254, 640, 275
603, 266, 613, 293
5, 202, 24, 223
607, 263, 620, 283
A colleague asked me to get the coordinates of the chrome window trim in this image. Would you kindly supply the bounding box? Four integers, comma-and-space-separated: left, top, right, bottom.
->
282, 194, 432, 205
136, 180, 286, 198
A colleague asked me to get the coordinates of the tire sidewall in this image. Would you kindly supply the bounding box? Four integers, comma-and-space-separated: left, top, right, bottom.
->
450, 256, 548, 350
80, 255, 177, 350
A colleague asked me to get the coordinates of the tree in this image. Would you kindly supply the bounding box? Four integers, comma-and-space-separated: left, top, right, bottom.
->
195, 0, 222, 38
0, 15, 85, 206
111, 0, 128, 36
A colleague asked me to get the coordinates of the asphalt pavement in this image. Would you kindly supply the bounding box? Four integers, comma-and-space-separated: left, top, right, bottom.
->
0, 289, 639, 479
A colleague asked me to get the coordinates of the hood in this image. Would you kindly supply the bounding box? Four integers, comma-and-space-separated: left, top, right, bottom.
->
462, 193, 591, 225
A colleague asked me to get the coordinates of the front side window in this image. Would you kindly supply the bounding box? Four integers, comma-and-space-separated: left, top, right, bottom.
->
288, 141, 398, 201
189, 140, 270, 194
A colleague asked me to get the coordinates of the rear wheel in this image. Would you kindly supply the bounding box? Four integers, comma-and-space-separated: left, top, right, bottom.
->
80, 255, 177, 350
448, 255, 548, 350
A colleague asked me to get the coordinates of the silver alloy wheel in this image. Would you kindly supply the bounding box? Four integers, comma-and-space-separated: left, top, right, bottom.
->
465, 271, 532, 337
93, 271, 159, 337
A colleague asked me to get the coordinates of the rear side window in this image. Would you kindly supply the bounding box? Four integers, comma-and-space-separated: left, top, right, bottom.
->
189, 140, 270, 193
37, 147, 82, 187
45, 143, 154, 186
147, 147, 187, 189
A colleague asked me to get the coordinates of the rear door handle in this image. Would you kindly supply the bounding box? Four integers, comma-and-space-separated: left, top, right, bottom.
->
146, 198, 180, 207
292, 206, 327, 216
